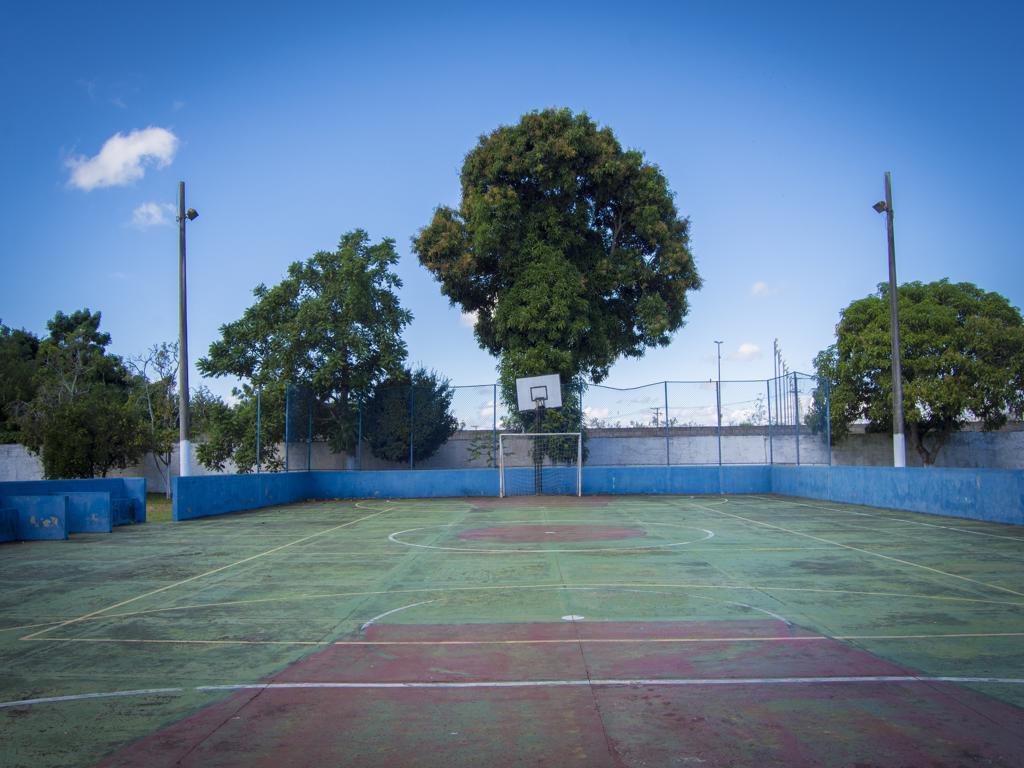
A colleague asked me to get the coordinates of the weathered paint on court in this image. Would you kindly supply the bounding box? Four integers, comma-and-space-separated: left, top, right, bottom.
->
0, 495, 1021, 767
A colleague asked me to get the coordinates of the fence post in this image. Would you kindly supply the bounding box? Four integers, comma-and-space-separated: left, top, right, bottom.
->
766, 378, 773, 465
256, 386, 261, 474
793, 372, 801, 466
306, 393, 313, 471
284, 384, 291, 472
492, 383, 497, 469
357, 397, 363, 470
663, 381, 670, 466
716, 380, 722, 466
825, 376, 832, 467
408, 382, 415, 469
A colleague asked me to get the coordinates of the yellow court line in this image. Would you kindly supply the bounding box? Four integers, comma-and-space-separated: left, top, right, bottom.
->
21, 630, 1024, 647
25, 578, 1024, 635
20, 505, 396, 642
690, 501, 1024, 600
742, 495, 1024, 543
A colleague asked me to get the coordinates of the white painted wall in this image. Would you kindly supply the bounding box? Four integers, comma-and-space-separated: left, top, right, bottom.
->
3, 423, 1021, 485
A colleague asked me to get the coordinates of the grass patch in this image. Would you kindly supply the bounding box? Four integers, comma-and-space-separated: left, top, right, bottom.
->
146, 492, 173, 523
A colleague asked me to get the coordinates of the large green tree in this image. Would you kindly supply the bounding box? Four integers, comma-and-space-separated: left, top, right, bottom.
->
361, 367, 459, 464
198, 230, 411, 466
413, 108, 700, 429
12, 310, 146, 478
0, 322, 41, 442
813, 280, 1024, 465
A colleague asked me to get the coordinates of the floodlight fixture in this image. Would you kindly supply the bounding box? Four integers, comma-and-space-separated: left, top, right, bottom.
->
872, 200, 888, 214
186, 207, 199, 221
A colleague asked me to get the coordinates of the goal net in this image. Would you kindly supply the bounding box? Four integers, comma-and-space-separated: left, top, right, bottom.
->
499, 433, 582, 497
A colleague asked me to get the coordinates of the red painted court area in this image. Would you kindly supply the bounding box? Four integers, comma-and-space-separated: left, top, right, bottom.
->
99, 621, 1024, 767
457, 524, 647, 542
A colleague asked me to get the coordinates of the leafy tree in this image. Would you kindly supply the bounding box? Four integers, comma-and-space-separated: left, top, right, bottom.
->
198, 230, 412, 466
813, 280, 1024, 465
12, 310, 146, 478
413, 108, 701, 427
362, 368, 459, 464
194, 384, 284, 473
127, 342, 179, 497
0, 322, 41, 442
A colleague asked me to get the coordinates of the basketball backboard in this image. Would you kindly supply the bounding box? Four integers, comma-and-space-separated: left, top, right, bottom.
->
515, 373, 562, 411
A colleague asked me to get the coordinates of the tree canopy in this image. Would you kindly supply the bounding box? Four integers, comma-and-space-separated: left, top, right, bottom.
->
9, 310, 147, 478
361, 367, 459, 464
0, 322, 40, 442
198, 230, 412, 459
413, 108, 700, 401
813, 280, 1024, 464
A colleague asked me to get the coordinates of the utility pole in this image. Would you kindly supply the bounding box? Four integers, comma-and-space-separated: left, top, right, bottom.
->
177, 182, 198, 478
874, 172, 906, 467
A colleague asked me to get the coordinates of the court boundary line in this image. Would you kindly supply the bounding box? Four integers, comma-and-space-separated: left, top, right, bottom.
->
20, 504, 396, 641
13, 576, 1022, 638
5, 674, 1024, 710
742, 495, 1024, 543
689, 500, 1024, 599
20, 630, 1024, 647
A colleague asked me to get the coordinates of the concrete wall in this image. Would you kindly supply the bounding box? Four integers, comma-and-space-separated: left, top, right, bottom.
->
171, 464, 1022, 527
173, 472, 312, 521
772, 465, 1024, 525
0, 477, 146, 523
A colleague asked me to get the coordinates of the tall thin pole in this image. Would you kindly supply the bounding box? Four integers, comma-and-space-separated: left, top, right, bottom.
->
177, 181, 192, 479
255, 387, 261, 474
663, 381, 670, 466
793, 371, 801, 465
884, 172, 906, 467
714, 341, 723, 466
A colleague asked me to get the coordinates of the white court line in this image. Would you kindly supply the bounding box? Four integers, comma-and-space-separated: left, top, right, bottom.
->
9, 675, 1023, 709
0, 688, 183, 710
195, 676, 1024, 691
741, 495, 1024, 543
690, 501, 1024, 599
360, 601, 435, 631
21, 505, 396, 641
388, 520, 714, 553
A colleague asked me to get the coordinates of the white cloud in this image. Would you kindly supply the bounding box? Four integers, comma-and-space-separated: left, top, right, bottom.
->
729, 343, 762, 362
66, 127, 179, 191
459, 310, 477, 328
130, 201, 176, 229
751, 281, 771, 296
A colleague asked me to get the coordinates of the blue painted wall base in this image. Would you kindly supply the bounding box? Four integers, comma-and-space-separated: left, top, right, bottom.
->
171, 465, 1023, 527
5, 495, 69, 540
0, 478, 146, 525
0, 508, 16, 542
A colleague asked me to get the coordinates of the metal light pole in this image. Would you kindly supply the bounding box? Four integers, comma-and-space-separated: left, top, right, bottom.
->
714, 340, 723, 465
177, 182, 198, 478
874, 172, 906, 467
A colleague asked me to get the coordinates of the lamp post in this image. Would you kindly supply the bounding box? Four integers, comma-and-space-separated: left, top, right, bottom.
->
873, 172, 906, 468
177, 182, 198, 478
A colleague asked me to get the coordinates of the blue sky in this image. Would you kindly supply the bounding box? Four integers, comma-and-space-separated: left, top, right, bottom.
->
2, 1, 1022, 406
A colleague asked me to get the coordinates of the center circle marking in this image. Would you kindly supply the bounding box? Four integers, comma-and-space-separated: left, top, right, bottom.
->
387, 520, 715, 553
458, 524, 647, 543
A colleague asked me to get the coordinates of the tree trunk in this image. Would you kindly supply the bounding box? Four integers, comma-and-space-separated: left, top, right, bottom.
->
909, 423, 951, 466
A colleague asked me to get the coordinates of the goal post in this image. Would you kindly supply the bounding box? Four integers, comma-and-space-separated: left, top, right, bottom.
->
499, 432, 582, 497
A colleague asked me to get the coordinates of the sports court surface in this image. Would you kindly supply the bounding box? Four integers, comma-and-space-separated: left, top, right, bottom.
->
2, 494, 1023, 767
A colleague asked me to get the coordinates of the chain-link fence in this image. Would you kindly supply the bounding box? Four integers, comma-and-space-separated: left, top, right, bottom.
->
247, 374, 833, 472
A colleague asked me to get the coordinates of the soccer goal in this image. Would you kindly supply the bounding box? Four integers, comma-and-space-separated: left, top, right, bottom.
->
499, 432, 582, 497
